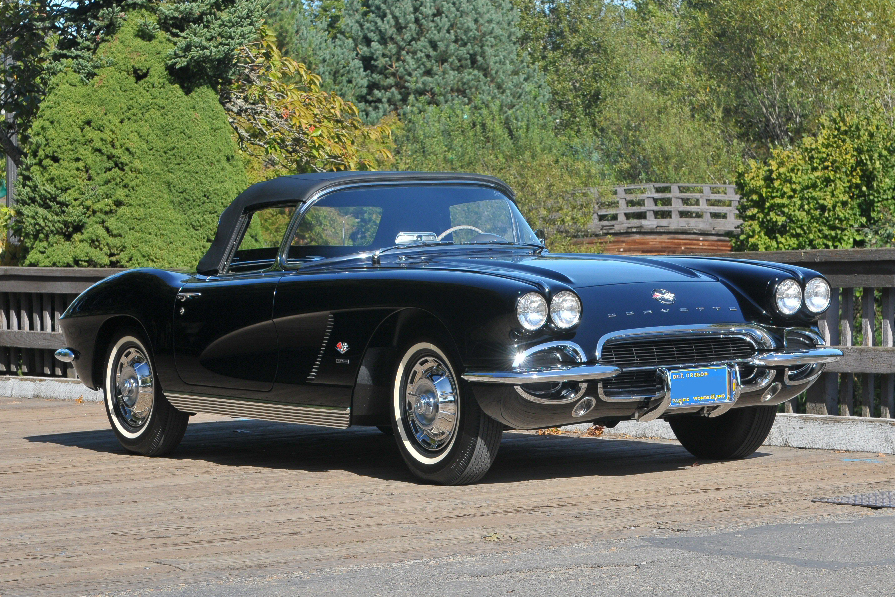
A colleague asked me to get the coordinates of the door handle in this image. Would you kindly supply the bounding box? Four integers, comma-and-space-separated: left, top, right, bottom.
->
176, 292, 202, 302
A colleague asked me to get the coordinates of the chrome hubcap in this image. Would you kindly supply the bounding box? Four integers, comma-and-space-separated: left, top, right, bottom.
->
403, 355, 458, 452
114, 347, 154, 430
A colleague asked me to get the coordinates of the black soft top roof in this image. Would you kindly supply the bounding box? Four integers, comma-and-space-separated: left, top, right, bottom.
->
197, 171, 514, 275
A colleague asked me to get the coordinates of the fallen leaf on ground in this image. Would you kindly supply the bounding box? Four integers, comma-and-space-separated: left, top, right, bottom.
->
581, 425, 605, 437
537, 428, 562, 435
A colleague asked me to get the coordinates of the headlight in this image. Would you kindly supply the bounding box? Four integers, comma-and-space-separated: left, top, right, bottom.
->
804, 277, 831, 313
774, 279, 802, 315
517, 292, 548, 331
550, 291, 581, 329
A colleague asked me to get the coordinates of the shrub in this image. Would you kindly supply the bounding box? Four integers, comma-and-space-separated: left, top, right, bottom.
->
15, 13, 247, 268
734, 108, 895, 251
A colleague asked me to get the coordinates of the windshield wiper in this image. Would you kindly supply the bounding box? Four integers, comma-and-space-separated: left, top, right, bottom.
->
371, 241, 454, 264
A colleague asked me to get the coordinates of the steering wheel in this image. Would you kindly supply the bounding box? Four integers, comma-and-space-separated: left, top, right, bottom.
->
436, 225, 484, 241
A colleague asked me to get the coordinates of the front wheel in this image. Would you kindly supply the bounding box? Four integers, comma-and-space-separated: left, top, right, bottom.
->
668, 405, 777, 460
103, 331, 189, 456
391, 341, 502, 485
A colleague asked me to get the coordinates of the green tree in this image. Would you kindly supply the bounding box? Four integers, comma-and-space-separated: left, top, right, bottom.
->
694, 0, 895, 157
334, 0, 547, 122
734, 108, 895, 251
223, 30, 392, 174
14, 13, 248, 268
0, 0, 55, 167
512, 0, 740, 183
396, 100, 605, 244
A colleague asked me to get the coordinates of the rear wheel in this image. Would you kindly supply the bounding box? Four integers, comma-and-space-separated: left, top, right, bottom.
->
391, 341, 502, 485
668, 405, 777, 460
103, 331, 189, 456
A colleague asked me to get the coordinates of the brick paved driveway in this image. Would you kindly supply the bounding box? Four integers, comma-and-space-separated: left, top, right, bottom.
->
1, 397, 890, 596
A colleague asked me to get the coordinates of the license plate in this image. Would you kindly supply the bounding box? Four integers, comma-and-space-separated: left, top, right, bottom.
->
666, 366, 735, 409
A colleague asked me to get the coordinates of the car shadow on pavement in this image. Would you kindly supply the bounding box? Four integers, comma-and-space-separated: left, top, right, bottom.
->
25, 418, 768, 484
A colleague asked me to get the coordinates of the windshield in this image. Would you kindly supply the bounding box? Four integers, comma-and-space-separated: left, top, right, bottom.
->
287, 184, 538, 262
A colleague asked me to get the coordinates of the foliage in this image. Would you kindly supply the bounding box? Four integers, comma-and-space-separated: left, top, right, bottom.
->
512, 0, 740, 183
52, 0, 263, 89
14, 13, 248, 268
331, 0, 547, 122
734, 108, 895, 251
157, 0, 264, 89
396, 100, 606, 242
222, 30, 392, 174
0, 0, 55, 166
694, 0, 895, 157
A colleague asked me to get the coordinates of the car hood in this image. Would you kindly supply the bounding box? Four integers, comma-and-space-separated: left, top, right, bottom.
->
423, 251, 717, 288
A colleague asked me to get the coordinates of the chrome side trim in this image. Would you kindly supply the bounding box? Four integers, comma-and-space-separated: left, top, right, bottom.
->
54, 348, 77, 363
461, 364, 620, 384
307, 314, 334, 381
750, 348, 842, 367
165, 394, 351, 428
595, 324, 775, 360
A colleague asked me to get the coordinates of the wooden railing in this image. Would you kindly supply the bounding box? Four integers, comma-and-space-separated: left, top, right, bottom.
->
0, 267, 122, 377
589, 184, 742, 235
0, 252, 892, 420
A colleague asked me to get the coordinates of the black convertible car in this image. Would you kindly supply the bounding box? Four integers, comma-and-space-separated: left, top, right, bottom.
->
56, 171, 841, 484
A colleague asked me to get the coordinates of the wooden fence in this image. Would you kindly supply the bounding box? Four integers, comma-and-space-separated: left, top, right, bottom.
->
588, 184, 742, 235
0, 267, 122, 378
0, 251, 893, 419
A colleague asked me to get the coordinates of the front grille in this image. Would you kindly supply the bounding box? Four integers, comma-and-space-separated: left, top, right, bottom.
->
600, 336, 756, 369
599, 335, 759, 399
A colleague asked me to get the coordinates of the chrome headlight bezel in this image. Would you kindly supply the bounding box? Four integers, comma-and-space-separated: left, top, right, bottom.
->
550, 291, 582, 329
804, 277, 831, 314
774, 279, 803, 316
517, 292, 548, 331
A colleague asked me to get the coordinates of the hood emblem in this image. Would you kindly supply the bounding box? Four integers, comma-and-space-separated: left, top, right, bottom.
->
652, 289, 676, 304
335, 341, 349, 354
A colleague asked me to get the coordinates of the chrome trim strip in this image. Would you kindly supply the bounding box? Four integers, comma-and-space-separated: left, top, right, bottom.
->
54, 348, 77, 363
750, 348, 842, 367
595, 324, 775, 360
461, 364, 620, 384
165, 394, 351, 429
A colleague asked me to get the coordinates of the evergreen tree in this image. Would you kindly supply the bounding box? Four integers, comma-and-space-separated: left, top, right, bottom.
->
333, 0, 546, 122
15, 13, 248, 268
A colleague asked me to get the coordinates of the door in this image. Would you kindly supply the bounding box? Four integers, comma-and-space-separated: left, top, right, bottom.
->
173, 273, 280, 392
172, 202, 297, 393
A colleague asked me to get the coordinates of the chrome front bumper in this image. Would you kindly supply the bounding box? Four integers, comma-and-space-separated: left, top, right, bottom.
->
461, 347, 842, 385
